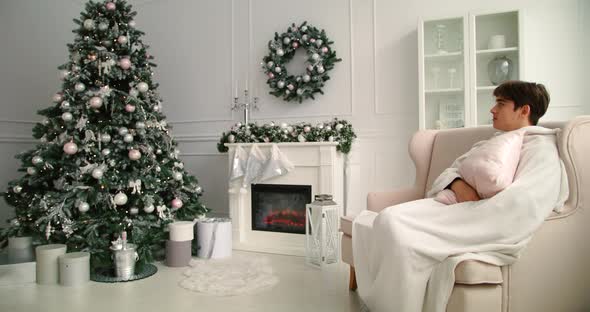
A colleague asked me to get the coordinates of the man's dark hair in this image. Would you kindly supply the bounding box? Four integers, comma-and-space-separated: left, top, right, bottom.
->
493, 80, 550, 125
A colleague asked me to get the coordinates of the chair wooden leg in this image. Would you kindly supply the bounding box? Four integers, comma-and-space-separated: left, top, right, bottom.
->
349, 266, 358, 291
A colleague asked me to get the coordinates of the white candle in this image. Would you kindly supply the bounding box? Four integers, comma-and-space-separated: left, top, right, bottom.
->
36, 244, 67, 284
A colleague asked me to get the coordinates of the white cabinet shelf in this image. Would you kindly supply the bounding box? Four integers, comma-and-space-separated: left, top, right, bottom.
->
419, 10, 522, 130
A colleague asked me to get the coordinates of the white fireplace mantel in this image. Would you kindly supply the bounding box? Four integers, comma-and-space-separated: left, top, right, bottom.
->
226, 142, 347, 256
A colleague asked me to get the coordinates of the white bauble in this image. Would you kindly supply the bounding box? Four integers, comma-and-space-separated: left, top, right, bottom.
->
91, 168, 104, 179
317, 123, 324, 129
274, 67, 282, 73
27, 167, 37, 175
155, 166, 161, 172
173, 172, 183, 181
276, 49, 285, 57
13, 185, 22, 193
102, 148, 111, 156
129, 207, 139, 215
114, 192, 128, 206
78, 202, 90, 213
83, 19, 95, 30
311, 53, 320, 61
32, 156, 44, 165
280, 122, 288, 129
42, 118, 50, 125
100, 133, 111, 143
283, 37, 291, 44
52, 93, 63, 103
301, 26, 308, 32
297, 135, 306, 142
302, 75, 311, 82
302, 34, 308, 41
40, 137, 47, 143
123, 133, 134, 143
61, 112, 73, 122
129, 88, 139, 97
277, 81, 285, 89
98, 22, 108, 31
296, 89, 304, 95
143, 204, 154, 213
136, 82, 149, 93
195, 185, 203, 194
316, 39, 323, 47
128, 20, 136, 28
63, 142, 78, 155
59, 70, 69, 80
135, 121, 145, 129
266, 61, 274, 68
89, 96, 103, 108
117, 36, 128, 45
128, 149, 141, 160
118, 127, 129, 136
336, 124, 344, 131
74, 83, 86, 92
328, 136, 335, 142
228, 134, 235, 143
61, 101, 70, 109
285, 90, 290, 95
317, 66, 325, 74
153, 104, 161, 112
325, 126, 332, 131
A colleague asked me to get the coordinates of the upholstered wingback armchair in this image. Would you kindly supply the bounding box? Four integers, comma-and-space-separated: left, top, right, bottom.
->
340, 116, 590, 312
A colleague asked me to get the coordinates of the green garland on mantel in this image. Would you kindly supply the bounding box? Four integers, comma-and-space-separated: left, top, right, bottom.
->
217, 118, 356, 154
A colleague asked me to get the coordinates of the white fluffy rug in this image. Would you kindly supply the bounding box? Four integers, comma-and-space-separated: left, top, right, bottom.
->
179, 254, 279, 296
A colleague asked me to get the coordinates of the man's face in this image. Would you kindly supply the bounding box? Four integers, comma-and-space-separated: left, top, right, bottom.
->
489, 96, 530, 131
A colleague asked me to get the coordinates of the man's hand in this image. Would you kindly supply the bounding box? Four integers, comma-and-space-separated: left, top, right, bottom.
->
450, 179, 481, 203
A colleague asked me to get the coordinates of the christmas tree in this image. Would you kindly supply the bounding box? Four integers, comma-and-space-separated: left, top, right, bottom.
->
0, 0, 208, 269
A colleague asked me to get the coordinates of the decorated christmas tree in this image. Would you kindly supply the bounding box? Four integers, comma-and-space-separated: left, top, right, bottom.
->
0, 0, 208, 269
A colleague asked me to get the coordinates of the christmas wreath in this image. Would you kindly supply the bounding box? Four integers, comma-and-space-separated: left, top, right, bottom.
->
262, 21, 342, 103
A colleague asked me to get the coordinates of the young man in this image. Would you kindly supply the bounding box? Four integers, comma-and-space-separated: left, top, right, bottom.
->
352, 80, 566, 312
449, 80, 551, 203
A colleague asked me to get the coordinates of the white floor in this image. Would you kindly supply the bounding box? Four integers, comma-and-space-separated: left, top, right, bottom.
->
0, 250, 364, 312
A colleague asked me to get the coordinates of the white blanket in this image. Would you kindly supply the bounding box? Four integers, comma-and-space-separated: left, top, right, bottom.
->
352, 126, 569, 311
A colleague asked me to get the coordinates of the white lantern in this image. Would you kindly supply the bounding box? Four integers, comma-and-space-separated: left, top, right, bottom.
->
305, 194, 340, 268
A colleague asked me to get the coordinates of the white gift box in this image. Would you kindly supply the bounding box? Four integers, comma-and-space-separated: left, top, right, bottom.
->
196, 218, 232, 259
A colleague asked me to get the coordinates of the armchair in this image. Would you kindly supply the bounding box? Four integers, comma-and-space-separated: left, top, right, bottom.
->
340, 116, 590, 311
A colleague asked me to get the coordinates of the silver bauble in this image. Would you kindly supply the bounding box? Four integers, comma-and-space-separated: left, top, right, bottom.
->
195, 185, 203, 194
27, 167, 37, 175
274, 67, 282, 73
173, 172, 183, 181
102, 148, 111, 156
276, 49, 285, 56
277, 81, 285, 89
61, 112, 73, 122
311, 53, 320, 61
283, 37, 291, 44
114, 192, 128, 206
13, 185, 22, 193
98, 22, 108, 31
118, 127, 129, 136
296, 89, 304, 95
143, 204, 155, 213
32, 156, 44, 165
302, 75, 311, 82
135, 121, 145, 129
91, 168, 104, 179
60, 101, 70, 109
129, 88, 139, 97
100, 133, 111, 143
123, 133, 134, 143
136, 82, 149, 93
74, 83, 86, 92
83, 19, 95, 30
78, 202, 90, 213
128, 20, 136, 28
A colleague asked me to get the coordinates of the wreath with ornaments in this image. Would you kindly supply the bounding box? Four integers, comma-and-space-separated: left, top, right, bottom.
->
262, 21, 342, 103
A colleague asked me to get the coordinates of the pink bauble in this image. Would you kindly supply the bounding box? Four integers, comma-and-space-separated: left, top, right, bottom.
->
117, 36, 128, 44
89, 96, 103, 108
321, 47, 329, 53
171, 198, 183, 209
128, 149, 141, 160
125, 104, 136, 112
292, 42, 299, 48
63, 142, 78, 155
268, 72, 274, 79
52, 93, 63, 103
287, 84, 294, 90
119, 58, 131, 70
105, 2, 116, 10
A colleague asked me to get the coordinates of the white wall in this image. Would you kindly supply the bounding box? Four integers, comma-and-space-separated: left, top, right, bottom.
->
0, 0, 587, 225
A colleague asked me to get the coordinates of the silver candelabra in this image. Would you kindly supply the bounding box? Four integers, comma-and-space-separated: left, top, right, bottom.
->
231, 89, 259, 125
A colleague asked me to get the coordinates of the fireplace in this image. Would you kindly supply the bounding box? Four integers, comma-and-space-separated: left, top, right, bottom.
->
251, 184, 311, 234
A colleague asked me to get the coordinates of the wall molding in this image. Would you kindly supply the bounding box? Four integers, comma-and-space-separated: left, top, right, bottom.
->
0, 119, 37, 124
0, 135, 36, 143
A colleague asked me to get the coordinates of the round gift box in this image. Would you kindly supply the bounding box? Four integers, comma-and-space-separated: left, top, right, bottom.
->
196, 218, 232, 259
165, 240, 192, 267
169, 221, 195, 241
59, 252, 90, 286
36, 244, 67, 284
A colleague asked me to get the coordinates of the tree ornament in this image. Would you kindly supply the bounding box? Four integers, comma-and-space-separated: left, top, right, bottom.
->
135, 121, 145, 129
266, 61, 274, 68
129, 207, 139, 215
61, 101, 70, 109
171, 198, 183, 209
83, 19, 95, 30
173, 172, 183, 181
267, 72, 275, 79
296, 89, 304, 95
311, 53, 320, 61
119, 58, 131, 70
143, 204, 154, 213
102, 148, 111, 156
61, 112, 73, 122
274, 67, 282, 73
59, 70, 69, 80
74, 83, 86, 92
328, 136, 335, 142
287, 84, 294, 91
13, 185, 22, 193
317, 66, 325, 74
129, 88, 139, 97
63, 141, 78, 155
125, 104, 136, 112
27, 167, 37, 175
98, 22, 108, 31
128, 149, 141, 160
321, 46, 329, 53
53, 93, 63, 103
302, 75, 311, 82
117, 35, 128, 44
292, 42, 299, 48
155, 166, 161, 172
277, 81, 285, 89
105, 2, 116, 11
118, 127, 129, 136
276, 49, 285, 56
325, 125, 332, 131
304, 126, 311, 133
128, 20, 136, 28
89, 96, 103, 108
100, 133, 111, 143
91, 168, 104, 179
32, 156, 44, 165
42, 118, 50, 125
78, 202, 90, 213
123, 133, 134, 143
137, 82, 149, 92
114, 192, 128, 206
195, 185, 203, 194
228, 134, 235, 143
283, 37, 291, 44
335, 123, 344, 131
